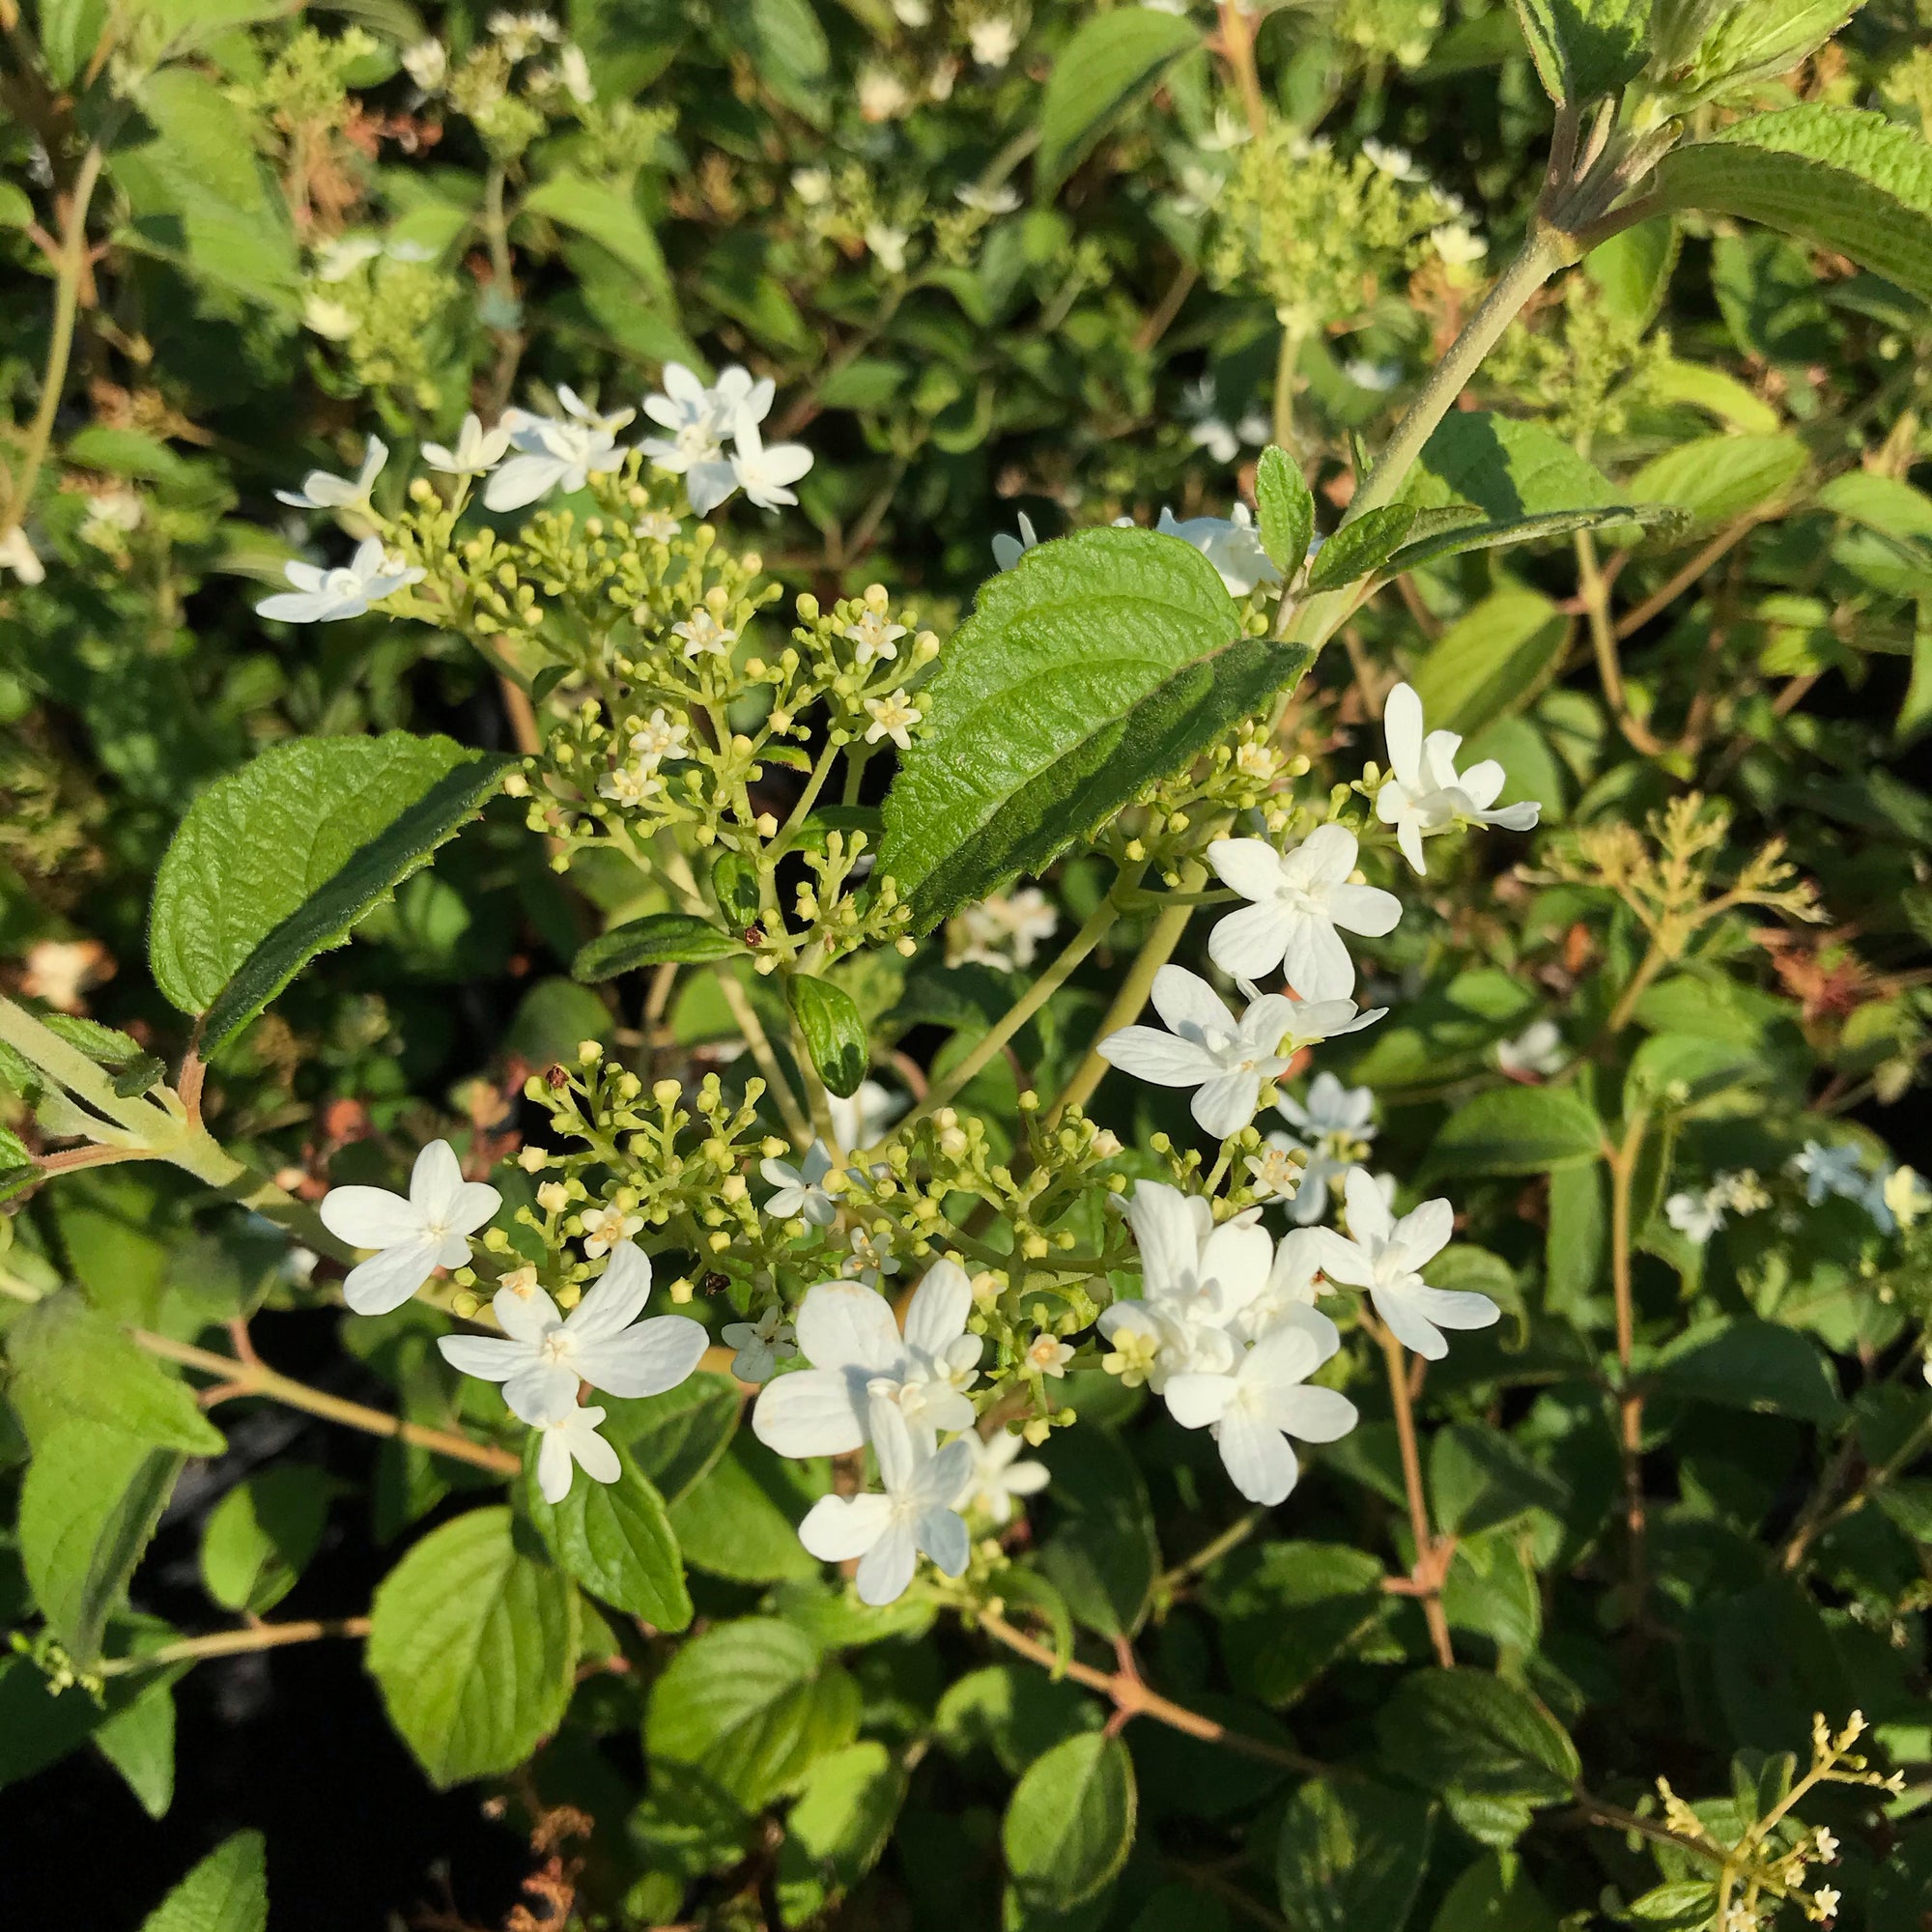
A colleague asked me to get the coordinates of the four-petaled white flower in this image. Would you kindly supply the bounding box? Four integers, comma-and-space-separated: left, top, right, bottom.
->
437, 1239, 707, 1422
1376, 682, 1541, 874
967, 14, 1021, 65
1155, 503, 1281, 597
753, 1262, 984, 1456
1272, 1070, 1378, 1225
1361, 137, 1425, 182
991, 511, 1041, 571
320, 1139, 502, 1315
630, 708, 690, 764
798, 1392, 973, 1605
845, 608, 907, 664
844, 1225, 901, 1283
1164, 1304, 1358, 1504
1432, 223, 1488, 267
532, 1403, 621, 1502
1026, 1334, 1074, 1378
598, 761, 662, 808
1096, 965, 1300, 1140
1496, 1017, 1568, 1080
258, 536, 424, 625
864, 689, 920, 750
761, 1140, 838, 1225
673, 608, 738, 658
581, 1201, 644, 1257
722, 1303, 797, 1382
635, 509, 681, 542
953, 1427, 1049, 1524
485, 389, 633, 511
1207, 825, 1403, 1000
1665, 1188, 1725, 1245
276, 435, 387, 510
730, 417, 814, 512
1316, 1168, 1498, 1360
1791, 1139, 1867, 1206
423, 412, 512, 476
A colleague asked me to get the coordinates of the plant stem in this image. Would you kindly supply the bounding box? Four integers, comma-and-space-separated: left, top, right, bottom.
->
135, 1329, 520, 1477
977, 1607, 1322, 1773
0, 994, 171, 1138
1604, 939, 1668, 1039
1272, 321, 1305, 455
1605, 1110, 1649, 1610
1577, 529, 1667, 755
1157, 1505, 1268, 1594
100, 1617, 373, 1677
1783, 1405, 1932, 1573
1378, 1323, 1454, 1667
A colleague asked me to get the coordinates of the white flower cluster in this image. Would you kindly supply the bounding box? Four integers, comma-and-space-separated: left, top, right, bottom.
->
256, 365, 812, 625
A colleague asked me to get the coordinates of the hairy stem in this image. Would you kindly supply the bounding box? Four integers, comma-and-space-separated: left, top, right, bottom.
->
1378, 1323, 1455, 1668
1605, 1110, 1649, 1610
100, 1616, 373, 1677
1577, 529, 1666, 756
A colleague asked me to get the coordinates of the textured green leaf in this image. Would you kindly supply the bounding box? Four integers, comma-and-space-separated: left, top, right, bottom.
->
6, 1291, 224, 1455
1306, 506, 1422, 592
1430, 1850, 1563, 1931
1204, 1542, 1388, 1707
1411, 412, 1625, 522
522, 171, 674, 304
1256, 446, 1315, 574
1649, 106, 1932, 302
668, 1438, 827, 1582
787, 973, 868, 1098
149, 732, 512, 1046
1002, 1731, 1137, 1913
19, 1421, 185, 1665
878, 528, 1307, 930
95, 1681, 176, 1819
137, 1831, 267, 1932
1276, 1777, 1435, 1932
1387, 503, 1677, 574
1626, 433, 1809, 538
1406, 591, 1571, 740
1037, 9, 1201, 193
1511, 0, 1648, 101
1375, 1669, 1581, 1805
612, 1372, 741, 1503
1037, 1424, 1158, 1640
713, 0, 831, 126
365, 1507, 581, 1787
574, 912, 745, 980
1426, 1086, 1604, 1179
523, 1435, 692, 1629
644, 1617, 862, 1810
775, 1741, 909, 1923
1652, 1318, 1846, 1424
200, 1465, 334, 1614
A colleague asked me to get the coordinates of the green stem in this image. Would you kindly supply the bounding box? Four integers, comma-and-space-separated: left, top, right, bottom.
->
0, 995, 170, 1137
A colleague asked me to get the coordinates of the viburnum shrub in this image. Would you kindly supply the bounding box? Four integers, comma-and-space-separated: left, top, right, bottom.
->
3, 1, 1932, 1927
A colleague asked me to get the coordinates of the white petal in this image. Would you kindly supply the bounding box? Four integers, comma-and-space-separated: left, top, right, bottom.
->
855, 1520, 918, 1605
799, 1492, 893, 1562
1342, 1165, 1395, 1243
1489, 801, 1541, 832
436, 1335, 527, 1382
1207, 838, 1289, 901
1397, 815, 1428, 875
1096, 1026, 1220, 1087
495, 1284, 563, 1343
537, 1430, 575, 1503
568, 1240, 653, 1340
1264, 1383, 1359, 1443
409, 1141, 466, 1221
1282, 915, 1355, 1004
753, 1367, 870, 1457
483, 453, 565, 510
1128, 1182, 1201, 1291
1383, 683, 1424, 787
1200, 1218, 1273, 1309
1217, 1409, 1298, 1504
504, 1359, 583, 1424
1393, 1198, 1454, 1267
1409, 1284, 1500, 1333
903, 1259, 972, 1355
1208, 902, 1293, 980
1163, 1372, 1238, 1430
575, 1316, 708, 1398
795, 1280, 906, 1374
1457, 759, 1505, 809
1192, 1069, 1262, 1139
1236, 994, 1298, 1055
916, 1503, 970, 1577
565, 1409, 621, 1486
1149, 965, 1236, 1040
319, 1184, 423, 1250
870, 1391, 918, 1492
1323, 883, 1404, 939
1289, 823, 1359, 886
342, 1240, 440, 1315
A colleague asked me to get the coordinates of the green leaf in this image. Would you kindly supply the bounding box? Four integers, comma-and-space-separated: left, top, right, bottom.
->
1002, 1731, 1137, 1914
19, 1421, 185, 1666
1623, 1031, 1764, 1115
668, 1437, 827, 1582
1510, 0, 1648, 102
36, 0, 108, 87
573, 912, 746, 980
1386, 503, 1677, 574
1275, 1777, 1435, 1932
613, 1372, 741, 1503
712, 0, 832, 125
95, 1681, 176, 1819
1306, 506, 1421, 592
877, 528, 1309, 930
1037, 1424, 1158, 1640
1426, 1086, 1604, 1179
6, 1291, 224, 1455
1410, 412, 1625, 522
1256, 446, 1315, 574
365, 1507, 581, 1787
1406, 591, 1571, 741
1203, 1541, 1388, 1707
775, 1741, 909, 1923
138, 1832, 267, 1932
523, 1435, 692, 1630
1037, 9, 1201, 194
149, 733, 513, 1048
1431, 1424, 1571, 1539
1375, 1669, 1581, 1807
786, 973, 868, 1098
643, 1616, 862, 1811
1652, 1318, 1846, 1424
1649, 106, 1932, 303
1625, 433, 1809, 539
521, 170, 674, 305
200, 1465, 334, 1615
1430, 1851, 1562, 1931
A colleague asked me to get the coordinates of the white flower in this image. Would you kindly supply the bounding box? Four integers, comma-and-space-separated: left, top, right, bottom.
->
629, 707, 691, 766
1345, 358, 1403, 393
991, 510, 1040, 570
797, 1392, 973, 1605
1316, 1168, 1498, 1360
864, 689, 920, 750
1883, 1164, 1930, 1231
954, 1427, 1049, 1524
635, 510, 681, 543
730, 417, 813, 512
302, 296, 357, 340
1245, 1141, 1304, 1202
484, 392, 631, 511
491, 9, 563, 58
761, 1141, 838, 1226
967, 14, 1021, 66
319, 1139, 502, 1315
557, 43, 594, 102
1361, 137, 1425, 183
1231, 1226, 1328, 1340
950, 888, 1059, 971
843, 1225, 901, 1284
581, 1201, 645, 1257
830, 1078, 905, 1151
597, 761, 662, 808
955, 181, 1021, 214
1665, 1188, 1726, 1245
532, 1403, 620, 1502
640, 363, 769, 515
858, 66, 911, 121
437, 1239, 707, 1423
257, 536, 425, 624
1197, 104, 1254, 153
275, 435, 387, 511
865, 222, 911, 275
1096, 965, 1300, 1139
1206, 825, 1403, 1000
722, 1303, 797, 1382
1026, 1334, 1074, 1378
402, 38, 448, 91
1164, 1305, 1358, 1504
844, 608, 907, 665
423, 412, 512, 476
1431, 222, 1489, 267
753, 1261, 984, 1456
78, 489, 140, 548
1496, 1018, 1568, 1080
313, 236, 384, 282
1, 525, 45, 583
1154, 503, 1281, 596
1272, 1071, 1377, 1226
792, 166, 833, 206
1376, 682, 1540, 874
672, 608, 739, 658
1189, 414, 1240, 465
1791, 1140, 1867, 1206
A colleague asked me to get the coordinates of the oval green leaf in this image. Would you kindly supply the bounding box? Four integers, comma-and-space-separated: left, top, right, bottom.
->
1037, 9, 1201, 193
523, 1435, 692, 1630
1426, 1085, 1604, 1179
787, 973, 868, 1098
574, 911, 746, 981
1002, 1730, 1137, 1913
